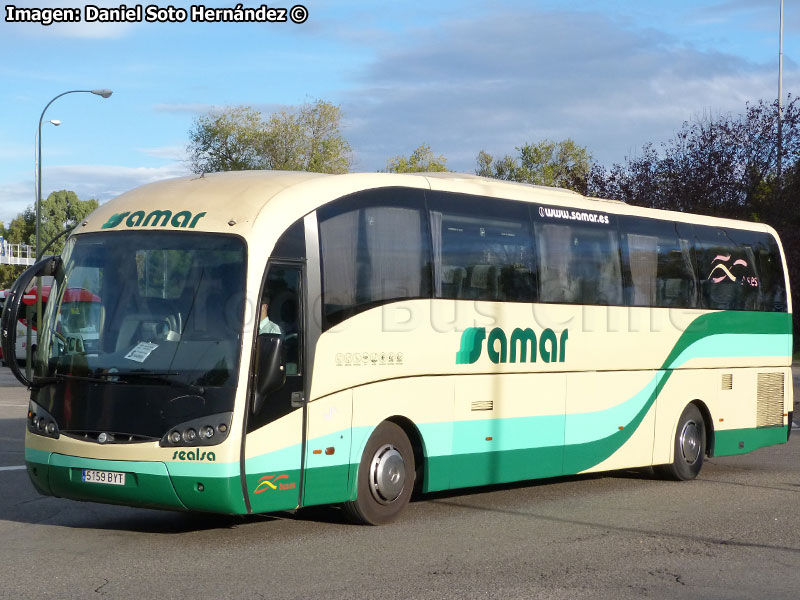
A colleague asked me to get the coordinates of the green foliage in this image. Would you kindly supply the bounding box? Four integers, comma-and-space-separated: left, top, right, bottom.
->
35, 190, 99, 255
188, 100, 352, 174
476, 139, 592, 193
384, 144, 449, 173
587, 97, 800, 349
587, 98, 800, 218
0, 190, 97, 289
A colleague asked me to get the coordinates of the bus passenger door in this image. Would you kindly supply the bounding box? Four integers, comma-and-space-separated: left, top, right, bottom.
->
244, 263, 306, 513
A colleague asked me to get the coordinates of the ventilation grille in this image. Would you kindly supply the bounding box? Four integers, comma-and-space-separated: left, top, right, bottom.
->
756, 372, 784, 427
471, 400, 493, 411
721, 374, 733, 390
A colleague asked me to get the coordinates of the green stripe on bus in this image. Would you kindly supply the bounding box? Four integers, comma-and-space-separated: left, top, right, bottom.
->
660, 312, 791, 370
714, 426, 789, 456
563, 312, 790, 474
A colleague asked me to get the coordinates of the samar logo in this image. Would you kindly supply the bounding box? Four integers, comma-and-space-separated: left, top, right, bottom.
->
707, 254, 758, 287
101, 209, 207, 230
254, 474, 296, 494
456, 326, 568, 365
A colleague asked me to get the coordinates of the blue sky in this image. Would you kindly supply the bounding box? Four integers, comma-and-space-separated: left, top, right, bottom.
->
1, 0, 798, 226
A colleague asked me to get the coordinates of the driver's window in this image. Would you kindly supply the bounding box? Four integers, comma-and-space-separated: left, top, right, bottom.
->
260, 266, 302, 376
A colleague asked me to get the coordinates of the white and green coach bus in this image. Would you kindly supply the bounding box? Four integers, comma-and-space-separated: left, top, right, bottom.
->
1, 171, 792, 524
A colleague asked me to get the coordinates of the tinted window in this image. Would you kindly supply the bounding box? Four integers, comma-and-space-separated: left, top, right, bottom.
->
698, 227, 787, 312
428, 192, 536, 302
271, 219, 305, 259
694, 225, 763, 311
757, 233, 788, 312
534, 207, 622, 305
619, 216, 697, 308
318, 188, 432, 328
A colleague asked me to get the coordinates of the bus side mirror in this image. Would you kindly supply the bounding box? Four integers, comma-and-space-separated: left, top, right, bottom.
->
1, 255, 61, 388
252, 333, 286, 416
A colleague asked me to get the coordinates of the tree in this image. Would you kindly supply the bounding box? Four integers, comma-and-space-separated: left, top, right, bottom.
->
384, 144, 449, 173
588, 98, 800, 217
476, 139, 592, 193
35, 190, 98, 255
187, 100, 352, 174
587, 97, 800, 348
0, 191, 98, 288
0, 212, 32, 289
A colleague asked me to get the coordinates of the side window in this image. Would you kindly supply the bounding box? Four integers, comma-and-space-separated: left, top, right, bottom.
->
428, 192, 536, 302
272, 219, 306, 259
619, 216, 697, 308
695, 226, 761, 311
318, 188, 432, 329
534, 209, 622, 306
757, 233, 788, 312
259, 266, 302, 375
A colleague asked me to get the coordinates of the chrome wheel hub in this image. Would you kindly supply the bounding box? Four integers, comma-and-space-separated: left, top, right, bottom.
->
679, 420, 701, 464
368, 444, 406, 505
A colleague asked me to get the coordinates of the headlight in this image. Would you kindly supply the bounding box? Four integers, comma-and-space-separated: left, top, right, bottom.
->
159, 412, 233, 448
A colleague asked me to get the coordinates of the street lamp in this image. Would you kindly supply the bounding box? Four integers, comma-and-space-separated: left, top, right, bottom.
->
31, 89, 112, 377
36, 89, 112, 260
777, 0, 784, 184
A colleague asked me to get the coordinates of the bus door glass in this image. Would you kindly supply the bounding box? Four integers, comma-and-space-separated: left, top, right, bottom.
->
245, 262, 305, 512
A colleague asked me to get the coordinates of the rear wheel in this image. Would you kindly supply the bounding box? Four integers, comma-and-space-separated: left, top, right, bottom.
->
655, 404, 706, 481
343, 421, 415, 525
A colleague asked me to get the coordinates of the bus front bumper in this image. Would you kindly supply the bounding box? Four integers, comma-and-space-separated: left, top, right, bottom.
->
25, 448, 249, 514
26, 449, 187, 511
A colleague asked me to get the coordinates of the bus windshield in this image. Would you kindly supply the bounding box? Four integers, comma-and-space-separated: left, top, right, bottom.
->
34, 231, 247, 439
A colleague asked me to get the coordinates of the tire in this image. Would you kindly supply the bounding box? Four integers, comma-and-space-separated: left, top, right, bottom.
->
655, 404, 706, 481
343, 421, 415, 525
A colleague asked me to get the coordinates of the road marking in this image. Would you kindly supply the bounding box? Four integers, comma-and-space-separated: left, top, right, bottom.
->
0, 465, 26, 472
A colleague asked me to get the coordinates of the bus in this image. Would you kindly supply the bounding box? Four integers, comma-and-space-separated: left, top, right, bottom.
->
1, 171, 792, 525
2, 284, 41, 366
0, 289, 5, 365
1, 279, 60, 366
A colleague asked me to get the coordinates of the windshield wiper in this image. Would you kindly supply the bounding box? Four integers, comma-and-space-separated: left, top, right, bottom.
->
33, 373, 113, 387
33, 371, 204, 395
102, 371, 205, 395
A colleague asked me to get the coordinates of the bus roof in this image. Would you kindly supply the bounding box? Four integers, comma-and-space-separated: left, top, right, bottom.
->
77, 170, 772, 237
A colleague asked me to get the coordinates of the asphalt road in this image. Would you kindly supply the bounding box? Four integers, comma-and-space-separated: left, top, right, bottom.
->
0, 366, 798, 600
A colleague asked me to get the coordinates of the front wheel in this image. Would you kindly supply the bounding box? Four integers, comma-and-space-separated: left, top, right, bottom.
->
343, 421, 415, 525
655, 404, 706, 481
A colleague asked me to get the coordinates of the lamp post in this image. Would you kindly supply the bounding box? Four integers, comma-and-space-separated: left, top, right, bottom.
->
31, 88, 112, 376
36, 89, 112, 260
778, 0, 784, 184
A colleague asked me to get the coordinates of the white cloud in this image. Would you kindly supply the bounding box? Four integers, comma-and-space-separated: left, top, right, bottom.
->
0, 180, 33, 226
153, 102, 297, 115
152, 103, 224, 115
0, 162, 192, 225
46, 163, 192, 199
137, 145, 189, 161
342, 9, 797, 172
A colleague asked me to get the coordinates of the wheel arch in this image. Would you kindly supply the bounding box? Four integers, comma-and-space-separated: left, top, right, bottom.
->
348, 415, 427, 501
384, 415, 426, 495
689, 399, 715, 457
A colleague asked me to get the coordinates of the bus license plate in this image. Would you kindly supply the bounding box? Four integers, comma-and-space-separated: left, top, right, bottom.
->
82, 469, 126, 486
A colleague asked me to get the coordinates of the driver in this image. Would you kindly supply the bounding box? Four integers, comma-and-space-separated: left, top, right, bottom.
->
258, 298, 281, 335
